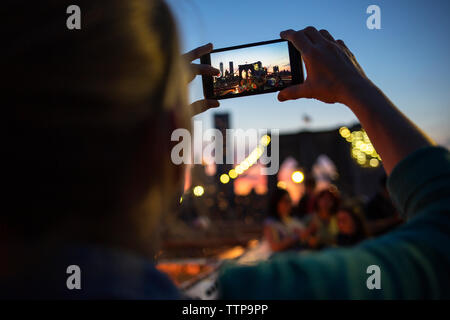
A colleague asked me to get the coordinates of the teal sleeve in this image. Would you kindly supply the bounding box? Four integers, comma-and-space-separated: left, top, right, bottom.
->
218, 147, 450, 299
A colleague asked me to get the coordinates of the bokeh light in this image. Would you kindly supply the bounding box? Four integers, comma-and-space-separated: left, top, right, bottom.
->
291, 171, 304, 184
340, 127, 381, 168
277, 181, 287, 189
228, 169, 237, 179
218, 134, 272, 184
260, 135, 271, 147
369, 158, 379, 167
193, 185, 204, 197
220, 174, 230, 184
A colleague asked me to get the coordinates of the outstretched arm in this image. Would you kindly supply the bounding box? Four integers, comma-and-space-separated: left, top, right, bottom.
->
219, 28, 450, 300
278, 27, 435, 174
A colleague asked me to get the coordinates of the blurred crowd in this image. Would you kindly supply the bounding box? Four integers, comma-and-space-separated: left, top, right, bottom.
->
264, 175, 403, 253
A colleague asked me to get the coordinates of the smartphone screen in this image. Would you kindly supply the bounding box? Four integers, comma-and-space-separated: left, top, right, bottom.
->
201, 39, 303, 100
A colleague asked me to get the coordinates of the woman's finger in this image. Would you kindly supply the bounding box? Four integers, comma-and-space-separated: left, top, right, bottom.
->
191, 64, 220, 77
337, 39, 354, 56
280, 29, 313, 55
190, 99, 220, 115
319, 29, 336, 43
183, 43, 213, 62
303, 26, 325, 44
278, 81, 313, 102
187, 64, 220, 83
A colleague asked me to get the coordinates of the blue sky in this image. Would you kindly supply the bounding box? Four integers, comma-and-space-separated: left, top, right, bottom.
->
167, 0, 450, 147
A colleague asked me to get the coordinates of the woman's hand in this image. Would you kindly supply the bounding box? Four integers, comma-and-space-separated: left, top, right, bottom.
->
278, 27, 370, 105
183, 43, 221, 115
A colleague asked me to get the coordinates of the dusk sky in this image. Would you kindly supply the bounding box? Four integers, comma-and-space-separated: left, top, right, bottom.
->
167, 0, 450, 148
210, 41, 291, 75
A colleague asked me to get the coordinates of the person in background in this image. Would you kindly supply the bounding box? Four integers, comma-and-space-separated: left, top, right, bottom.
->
336, 205, 370, 247
304, 187, 340, 249
293, 175, 316, 218
365, 175, 403, 235
263, 188, 305, 252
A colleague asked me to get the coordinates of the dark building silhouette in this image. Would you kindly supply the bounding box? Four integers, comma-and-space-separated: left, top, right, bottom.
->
267, 124, 385, 199
229, 61, 234, 76
214, 113, 235, 217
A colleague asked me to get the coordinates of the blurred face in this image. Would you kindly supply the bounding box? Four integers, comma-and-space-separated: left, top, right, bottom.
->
305, 185, 315, 195
337, 210, 356, 235
277, 194, 292, 218
318, 192, 334, 213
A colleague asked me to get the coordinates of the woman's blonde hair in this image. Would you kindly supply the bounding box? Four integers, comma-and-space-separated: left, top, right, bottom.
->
7, 0, 189, 126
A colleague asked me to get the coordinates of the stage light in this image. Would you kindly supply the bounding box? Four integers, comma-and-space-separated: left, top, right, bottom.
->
291, 171, 304, 184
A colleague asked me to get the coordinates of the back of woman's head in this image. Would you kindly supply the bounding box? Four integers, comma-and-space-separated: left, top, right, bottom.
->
4, 0, 189, 246
5, 0, 188, 116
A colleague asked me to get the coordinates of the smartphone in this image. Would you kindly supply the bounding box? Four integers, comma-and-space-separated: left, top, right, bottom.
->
200, 39, 304, 100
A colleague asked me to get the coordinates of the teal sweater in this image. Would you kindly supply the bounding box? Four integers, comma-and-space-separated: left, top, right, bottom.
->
218, 147, 450, 299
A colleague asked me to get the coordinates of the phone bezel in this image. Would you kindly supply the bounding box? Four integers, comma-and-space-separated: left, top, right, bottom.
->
200, 39, 304, 100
